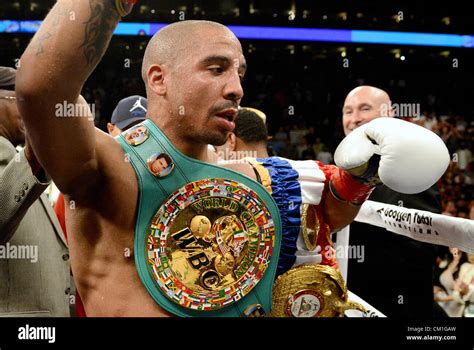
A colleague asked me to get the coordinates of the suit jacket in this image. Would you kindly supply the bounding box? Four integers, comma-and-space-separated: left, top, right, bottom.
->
0, 136, 70, 316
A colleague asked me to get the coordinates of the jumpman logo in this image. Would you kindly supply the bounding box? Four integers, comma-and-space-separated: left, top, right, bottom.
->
130, 97, 147, 112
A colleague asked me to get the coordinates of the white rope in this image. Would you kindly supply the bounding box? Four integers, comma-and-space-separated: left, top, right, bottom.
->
355, 200, 474, 254
345, 291, 387, 317
335, 226, 350, 282
341, 199, 474, 317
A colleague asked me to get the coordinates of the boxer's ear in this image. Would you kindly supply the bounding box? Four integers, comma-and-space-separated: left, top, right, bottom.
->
147, 64, 167, 96
228, 133, 237, 151
106, 122, 115, 134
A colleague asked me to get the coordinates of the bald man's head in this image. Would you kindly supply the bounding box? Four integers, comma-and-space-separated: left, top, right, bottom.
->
141, 20, 239, 89
342, 85, 393, 135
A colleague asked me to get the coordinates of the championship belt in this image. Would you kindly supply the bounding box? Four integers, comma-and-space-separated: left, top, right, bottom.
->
117, 120, 282, 317
270, 264, 366, 317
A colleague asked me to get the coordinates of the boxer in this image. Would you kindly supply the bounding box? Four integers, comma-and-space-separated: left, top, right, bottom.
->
16, 0, 449, 317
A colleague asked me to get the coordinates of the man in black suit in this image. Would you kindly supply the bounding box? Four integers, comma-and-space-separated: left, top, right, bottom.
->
342, 86, 443, 318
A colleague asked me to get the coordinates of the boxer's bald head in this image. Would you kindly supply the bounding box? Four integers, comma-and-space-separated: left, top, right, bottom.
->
141, 20, 246, 157
342, 85, 393, 135
141, 20, 240, 92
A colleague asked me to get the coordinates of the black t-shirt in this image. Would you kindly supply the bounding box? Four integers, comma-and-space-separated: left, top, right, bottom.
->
346, 185, 443, 318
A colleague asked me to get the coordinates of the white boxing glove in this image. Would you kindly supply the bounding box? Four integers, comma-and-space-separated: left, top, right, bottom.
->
334, 118, 450, 194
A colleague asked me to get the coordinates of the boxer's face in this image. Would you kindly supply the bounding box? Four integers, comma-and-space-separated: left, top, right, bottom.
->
167, 27, 246, 146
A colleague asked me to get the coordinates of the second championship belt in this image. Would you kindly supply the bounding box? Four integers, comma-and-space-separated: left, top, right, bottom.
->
118, 120, 282, 317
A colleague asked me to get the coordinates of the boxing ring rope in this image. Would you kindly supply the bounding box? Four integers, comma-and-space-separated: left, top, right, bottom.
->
355, 200, 474, 254
335, 200, 474, 317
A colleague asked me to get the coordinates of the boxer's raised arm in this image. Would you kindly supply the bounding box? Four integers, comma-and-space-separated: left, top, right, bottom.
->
15, 0, 125, 197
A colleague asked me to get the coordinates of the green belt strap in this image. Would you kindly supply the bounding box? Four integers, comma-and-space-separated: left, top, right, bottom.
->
117, 119, 282, 317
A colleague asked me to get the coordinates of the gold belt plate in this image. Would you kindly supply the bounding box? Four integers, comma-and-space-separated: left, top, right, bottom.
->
146, 178, 276, 311
270, 264, 366, 317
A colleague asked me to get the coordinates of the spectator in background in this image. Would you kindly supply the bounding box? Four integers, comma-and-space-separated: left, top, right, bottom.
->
418, 111, 438, 131
214, 107, 270, 160
436, 121, 461, 153
455, 115, 468, 133
289, 124, 306, 146
106, 95, 147, 137
272, 126, 288, 155
312, 137, 325, 158
442, 200, 458, 216
455, 141, 473, 171
0, 67, 70, 317
465, 162, 474, 185
296, 134, 311, 159
438, 249, 468, 317
452, 253, 474, 317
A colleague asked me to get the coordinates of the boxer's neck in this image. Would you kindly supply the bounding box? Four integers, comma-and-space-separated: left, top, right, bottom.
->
171, 136, 209, 162
150, 116, 210, 162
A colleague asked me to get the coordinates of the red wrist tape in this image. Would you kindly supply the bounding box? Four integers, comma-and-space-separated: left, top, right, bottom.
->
330, 167, 375, 204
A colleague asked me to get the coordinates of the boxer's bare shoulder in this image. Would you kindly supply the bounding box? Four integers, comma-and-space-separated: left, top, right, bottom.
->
219, 160, 257, 180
